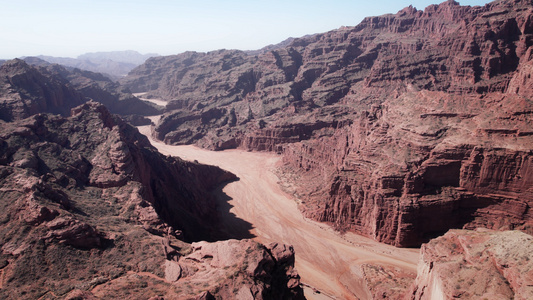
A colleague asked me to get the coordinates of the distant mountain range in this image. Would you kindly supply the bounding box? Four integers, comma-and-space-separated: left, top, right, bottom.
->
26, 50, 159, 79
77, 50, 159, 65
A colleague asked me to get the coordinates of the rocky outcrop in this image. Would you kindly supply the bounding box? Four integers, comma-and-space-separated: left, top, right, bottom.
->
239, 107, 353, 153
121, 114, 152, 126
166, 240, 303, 299
409, 229, 533, 299
0, 59, 86, 121
2, 100, 235, 241
91, 239, 303, 299
0, 102, 302, 299
0, 58, 161, 122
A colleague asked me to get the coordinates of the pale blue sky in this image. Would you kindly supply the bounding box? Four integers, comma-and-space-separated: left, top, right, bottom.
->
0, 0, 492, 59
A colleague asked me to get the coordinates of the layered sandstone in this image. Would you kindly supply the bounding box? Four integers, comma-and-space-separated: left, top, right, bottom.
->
123, 0, 533, 149
281, 91, 533, 247
278, 0, 533, 247
0, 102, 302, 299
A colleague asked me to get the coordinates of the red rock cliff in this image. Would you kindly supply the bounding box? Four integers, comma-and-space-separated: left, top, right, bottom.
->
282, 89, 533, 246
276, 0, 533, 247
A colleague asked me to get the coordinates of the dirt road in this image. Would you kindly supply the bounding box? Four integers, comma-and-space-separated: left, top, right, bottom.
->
137, 124, 419, 299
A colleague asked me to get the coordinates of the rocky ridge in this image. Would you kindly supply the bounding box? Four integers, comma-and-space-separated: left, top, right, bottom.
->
0, 102, 303, 299
123, 0, 533, 247
0, 59, 86, 121
0, 58, 161, 122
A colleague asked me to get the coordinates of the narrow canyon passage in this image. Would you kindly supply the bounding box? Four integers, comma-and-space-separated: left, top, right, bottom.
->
138, 124, 419, 299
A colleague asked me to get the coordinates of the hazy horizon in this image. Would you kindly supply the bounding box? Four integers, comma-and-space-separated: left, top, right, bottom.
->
1, 0, 492, 60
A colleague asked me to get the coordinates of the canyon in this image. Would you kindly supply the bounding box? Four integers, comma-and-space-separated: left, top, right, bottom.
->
136, 123, 420, 299
123, 0, 533, 248
0, 0, 532, 298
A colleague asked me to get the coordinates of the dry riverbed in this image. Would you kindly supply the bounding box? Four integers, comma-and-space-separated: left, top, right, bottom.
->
137, 123, 419, 299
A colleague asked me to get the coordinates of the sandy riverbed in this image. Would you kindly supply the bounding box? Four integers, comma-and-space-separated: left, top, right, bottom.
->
133, 92, 168, 107
137, 124, 419, 299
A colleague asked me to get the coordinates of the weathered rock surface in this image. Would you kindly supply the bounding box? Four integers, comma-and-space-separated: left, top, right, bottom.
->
0, 102, 301, 299
121, 0, 533, 247
361, 263, 417, 299
409, 229, 533, 300
122, 0, 533, 150
39, 61, 162, 117
121, 43, 359, 150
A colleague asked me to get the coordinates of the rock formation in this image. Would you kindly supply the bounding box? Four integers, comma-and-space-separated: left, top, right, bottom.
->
123, 0, 533, 247
0, 59, 86, 121
280, 90, 533, 247
408, 229, 533, 299
0, 58, 161, 122
48, 63, 162, 117
279, 0, 533, 247
0, 102, 302, 299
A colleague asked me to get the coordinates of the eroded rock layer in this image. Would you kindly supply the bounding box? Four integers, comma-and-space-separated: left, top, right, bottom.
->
0, 102, 302, 299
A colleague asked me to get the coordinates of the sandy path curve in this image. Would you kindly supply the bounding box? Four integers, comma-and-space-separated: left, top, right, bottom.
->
137, 124, 419, 299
